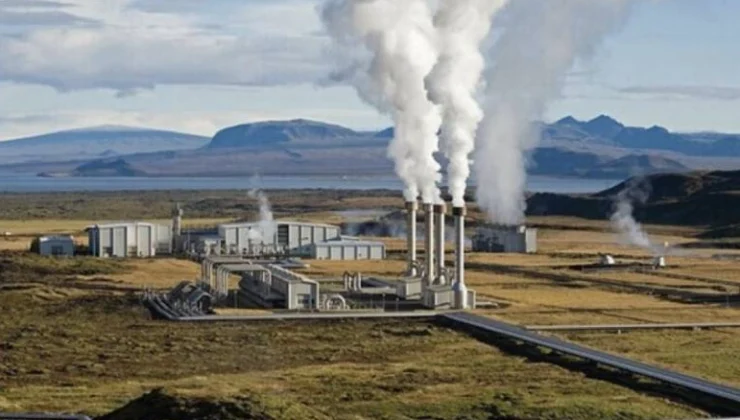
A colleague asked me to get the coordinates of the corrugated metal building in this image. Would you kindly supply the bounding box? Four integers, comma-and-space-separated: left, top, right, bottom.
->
306, 238, 386, 261
33, 235, 75, 256
87, 222, 172, 258
472, 225, 537, 254
218, 221, 340, 255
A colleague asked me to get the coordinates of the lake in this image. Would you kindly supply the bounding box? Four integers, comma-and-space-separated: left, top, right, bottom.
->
0, 174, 622, 194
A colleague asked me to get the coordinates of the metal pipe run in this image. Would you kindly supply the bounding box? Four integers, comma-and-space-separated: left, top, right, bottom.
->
405, 201, 418, 277
434, 203, 446, 284
452, 206, 468, 309
424, 202, 435, 287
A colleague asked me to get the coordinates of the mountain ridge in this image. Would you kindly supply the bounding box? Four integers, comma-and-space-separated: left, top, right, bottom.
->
1, 115, 738, 178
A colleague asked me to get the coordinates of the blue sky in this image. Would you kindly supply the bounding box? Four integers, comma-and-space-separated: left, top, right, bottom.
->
0, 0, 738, 140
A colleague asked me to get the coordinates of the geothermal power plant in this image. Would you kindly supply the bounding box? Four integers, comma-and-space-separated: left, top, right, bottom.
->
133, 197, 477, 317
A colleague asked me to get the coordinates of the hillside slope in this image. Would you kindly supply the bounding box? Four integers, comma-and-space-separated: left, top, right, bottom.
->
527, 170, 740, 228
0, 126, 210, 164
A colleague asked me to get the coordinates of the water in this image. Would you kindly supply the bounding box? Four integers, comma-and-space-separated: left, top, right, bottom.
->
0, 173, 621, 194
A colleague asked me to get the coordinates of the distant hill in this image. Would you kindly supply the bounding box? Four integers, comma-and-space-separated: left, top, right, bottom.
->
38, 158, 148, 178
526, 170, 740, 229
0, 125, 210, 164
2, 116, 740, 177
548, 115, 740, 157
208, 119, 370, 149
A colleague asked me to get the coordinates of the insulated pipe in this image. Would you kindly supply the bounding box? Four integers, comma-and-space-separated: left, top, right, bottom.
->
424, 202, 435, 287
453, 206, 468, 309
405, 201, 418, 276
434, 203, 446, 285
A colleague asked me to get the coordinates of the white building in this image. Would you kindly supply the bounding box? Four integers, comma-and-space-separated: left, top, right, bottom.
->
472, 225, 537, 254
33, 235, 75, 256
87, 222, 172, 258
218, 221, 341, 255
304, 238, 386, 261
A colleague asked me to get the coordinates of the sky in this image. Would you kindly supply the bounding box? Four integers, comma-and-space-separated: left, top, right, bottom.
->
0, 0, 738, 140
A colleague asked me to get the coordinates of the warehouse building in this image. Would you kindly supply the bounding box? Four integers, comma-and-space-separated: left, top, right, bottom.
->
472, 225, 537, 254
87, 221, 172, 258
302, 237, 386, 261
218, 221, 341, 255
31, 235, 75, 257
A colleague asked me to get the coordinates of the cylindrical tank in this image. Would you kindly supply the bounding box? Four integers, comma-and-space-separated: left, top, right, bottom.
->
406, 201, 418, 276
424, 202, 435, 287
434, 203, 446, 284
452, 206, 468, 309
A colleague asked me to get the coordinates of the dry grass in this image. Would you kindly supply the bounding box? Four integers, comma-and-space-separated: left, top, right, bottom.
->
77, 258, 202, 289
566, 329, 740, 389
0, 290, 706, 419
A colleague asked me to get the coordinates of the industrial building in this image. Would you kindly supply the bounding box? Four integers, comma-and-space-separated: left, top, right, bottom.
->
31, 235, 75, 256
472, 225, 537, 254
87, 221, 172, 258
301, 237, 385, 260
238, 264, 320, 310
218, 221, 341, 255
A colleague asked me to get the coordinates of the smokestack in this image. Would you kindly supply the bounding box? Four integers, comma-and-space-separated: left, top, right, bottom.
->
406, 201, 418, 276
452, 206, 468, 309
434, 203, 446, 284
424, 202, 435, 286
171, 203, 183, 253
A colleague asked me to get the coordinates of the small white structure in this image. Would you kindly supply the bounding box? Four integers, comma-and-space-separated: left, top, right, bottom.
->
472, 225, 537, 254
653, 256, 667, 269
87, 221, 172, 258
218, 221, 341, 255
305, 237, 385, 261
600, 254, 616, 265
33, 235, 75, 256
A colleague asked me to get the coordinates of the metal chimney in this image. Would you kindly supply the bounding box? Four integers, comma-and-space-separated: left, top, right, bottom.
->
424, 202, 435, 286
405, 201, 418, 276
434, 203, 446, 284
452, 206, 468, 309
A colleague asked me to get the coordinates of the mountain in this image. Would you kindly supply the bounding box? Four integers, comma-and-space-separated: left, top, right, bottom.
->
549, 115, 740, 157
207, 119, 365, 149
526, 169, 740, 229
2, 115, 740, 178
0, 126, 210, 164
38, 158, 148, 178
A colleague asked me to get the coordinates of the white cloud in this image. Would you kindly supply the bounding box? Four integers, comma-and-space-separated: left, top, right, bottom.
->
0, 0, 330, 94
0, 103, 390, 141
618, 85, 740, 101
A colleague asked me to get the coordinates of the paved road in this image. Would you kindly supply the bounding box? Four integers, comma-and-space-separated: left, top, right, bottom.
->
443, 312, 740, 406
526, 322, 740, 332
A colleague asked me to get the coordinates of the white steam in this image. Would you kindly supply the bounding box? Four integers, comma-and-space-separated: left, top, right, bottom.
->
247, 188, 274, 242
611, 183, 653, 249
425, 0, 509, 208
320, 0, 442, 203
475, 0, 636, 225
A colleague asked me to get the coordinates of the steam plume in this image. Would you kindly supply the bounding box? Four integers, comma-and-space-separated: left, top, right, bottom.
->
320, 0, 442, 203
426, 0, 509, 208
475, 0, 636, 225
247, 188, 274, 241
611, 179, 653, 249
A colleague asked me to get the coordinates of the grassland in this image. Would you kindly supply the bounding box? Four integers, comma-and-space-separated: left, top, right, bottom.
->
3, 190, 740, 418
0, 286, 706, 419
